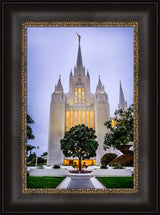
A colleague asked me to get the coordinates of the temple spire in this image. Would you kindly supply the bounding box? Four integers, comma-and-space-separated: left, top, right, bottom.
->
76, 33, 83, 69
76, 33, 81, 43
118, 80, 127, 110
55, 75, 63, 93
96, 75, 104, 93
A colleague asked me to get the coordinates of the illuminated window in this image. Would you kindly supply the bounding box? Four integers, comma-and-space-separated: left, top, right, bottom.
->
74, 111, 77, 126
70, 111, 73, 128
82, 111, 85, 124
86, 111, 89, 127
78, 88, 81, 103
79, 110, 81, 124
75, 88, 77, 103
90, 111, 94, 129
66, 110, 69, 131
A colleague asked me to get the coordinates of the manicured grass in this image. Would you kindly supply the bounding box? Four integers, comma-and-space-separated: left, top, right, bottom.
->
27, 174, 65, 188
96, 176, 133, 188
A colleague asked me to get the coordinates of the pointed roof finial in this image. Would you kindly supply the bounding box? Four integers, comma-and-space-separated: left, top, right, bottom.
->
118, 80, 127, 110
55, 75, 63, 93
76, 35, 83, 69
96, 75, 104, 93
76, 32, 81, 43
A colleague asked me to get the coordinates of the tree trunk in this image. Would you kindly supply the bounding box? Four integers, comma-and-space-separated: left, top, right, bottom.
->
79, 157, 81, 172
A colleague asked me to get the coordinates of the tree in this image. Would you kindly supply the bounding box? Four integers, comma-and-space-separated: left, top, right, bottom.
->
27, 152, 36, 162
27, 144, 36, 155
27, 114, 35, 140
41, 152, 48, 156
27, 114, 35, 160
104, 104, 134, 150
60, 124, 98, 171
101, 153, 117, 166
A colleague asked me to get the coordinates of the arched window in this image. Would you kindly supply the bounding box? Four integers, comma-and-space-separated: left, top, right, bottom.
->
78, 88, 81, 102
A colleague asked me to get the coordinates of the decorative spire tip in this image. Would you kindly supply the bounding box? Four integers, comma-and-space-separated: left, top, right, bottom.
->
76, 33, 81, 43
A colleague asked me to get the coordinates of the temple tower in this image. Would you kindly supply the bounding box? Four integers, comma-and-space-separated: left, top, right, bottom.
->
94, 76, 110, 164
47, 76, 65, 165
118, 80, 127, 110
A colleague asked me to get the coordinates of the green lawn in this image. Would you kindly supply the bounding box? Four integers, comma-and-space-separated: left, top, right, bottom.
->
27, 174, 65, 188
96, 176, 133, 188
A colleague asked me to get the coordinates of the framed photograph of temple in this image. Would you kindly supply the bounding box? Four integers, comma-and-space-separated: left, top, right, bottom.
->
3, 2, 158, 213
23, 22, 138, 193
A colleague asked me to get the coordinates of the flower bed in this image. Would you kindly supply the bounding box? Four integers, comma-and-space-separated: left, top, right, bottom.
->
69, 170, 92, 174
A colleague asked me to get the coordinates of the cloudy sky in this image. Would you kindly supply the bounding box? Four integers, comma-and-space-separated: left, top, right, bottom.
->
27, 27, 134, 156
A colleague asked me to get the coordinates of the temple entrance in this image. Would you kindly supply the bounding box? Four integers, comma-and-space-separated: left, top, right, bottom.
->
69, 160, 73, 165
64, 159, 96, 168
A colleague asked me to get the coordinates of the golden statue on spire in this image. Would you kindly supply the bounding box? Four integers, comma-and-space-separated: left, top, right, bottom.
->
76, 33, 81, 43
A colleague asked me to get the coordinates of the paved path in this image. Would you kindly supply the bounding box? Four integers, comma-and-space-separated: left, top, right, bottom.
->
67, 177, 95, 189
57, 176, 106, 189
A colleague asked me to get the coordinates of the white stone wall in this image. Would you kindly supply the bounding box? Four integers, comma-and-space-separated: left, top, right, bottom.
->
92, 169, 132, 177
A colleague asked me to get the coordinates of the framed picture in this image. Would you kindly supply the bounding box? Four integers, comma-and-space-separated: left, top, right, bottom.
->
2, 1, 158, 213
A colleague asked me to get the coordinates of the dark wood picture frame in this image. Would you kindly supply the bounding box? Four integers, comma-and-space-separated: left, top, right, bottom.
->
1, 1, 159, 213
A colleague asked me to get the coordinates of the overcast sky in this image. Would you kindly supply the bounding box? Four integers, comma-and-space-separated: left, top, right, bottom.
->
27, 27, 134, 156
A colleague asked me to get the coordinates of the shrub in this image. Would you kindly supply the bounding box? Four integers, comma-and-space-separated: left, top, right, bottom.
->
109, 154, 133, 167
100, 161, 107, 169
53, 164, 60, 169
100, 164, 108, 169
31, 157, 46, 164
113, 164, 124, 169
101, 153, 117, 166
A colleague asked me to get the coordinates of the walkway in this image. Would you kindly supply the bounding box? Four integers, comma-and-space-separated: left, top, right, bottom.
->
56, 176, 106, 189
67, 177, 95, 189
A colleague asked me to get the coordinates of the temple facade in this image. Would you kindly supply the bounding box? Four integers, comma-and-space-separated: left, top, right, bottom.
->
47, 36, 126, 166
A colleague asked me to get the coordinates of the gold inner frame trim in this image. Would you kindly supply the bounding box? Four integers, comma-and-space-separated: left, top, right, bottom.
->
21, 21, 139, 194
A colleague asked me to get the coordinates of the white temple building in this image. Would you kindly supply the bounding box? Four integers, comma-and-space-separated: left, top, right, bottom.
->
47, 35, 127, 166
